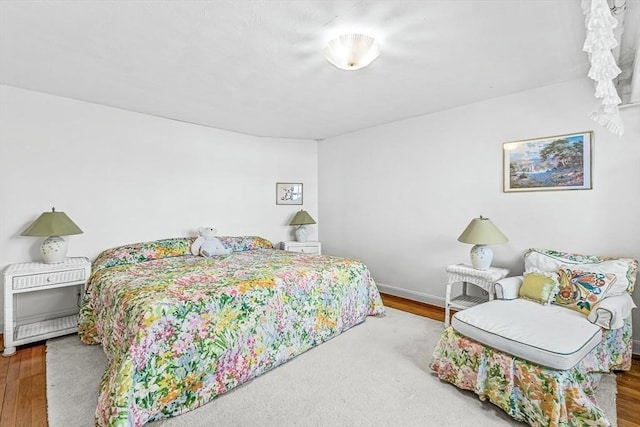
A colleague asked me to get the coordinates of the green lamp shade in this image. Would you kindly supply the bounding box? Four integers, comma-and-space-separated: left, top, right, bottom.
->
289, 210, 316, 226
289, 210, 316, 243
457, 215, 508, 244
21, 208, 83, 236
457, 215, 507, 270
21, 207, 83, 263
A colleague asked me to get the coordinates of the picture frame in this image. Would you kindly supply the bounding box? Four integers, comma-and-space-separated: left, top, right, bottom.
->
276, 182, 303, 205
502, 131, 593, 193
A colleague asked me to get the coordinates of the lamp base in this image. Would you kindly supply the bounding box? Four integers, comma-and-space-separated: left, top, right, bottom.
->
294, 225, 308, 242
41, 235, 68, 263
470, 244, 493, 270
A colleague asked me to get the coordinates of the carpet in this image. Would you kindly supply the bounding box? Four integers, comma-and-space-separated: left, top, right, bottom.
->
46, 308, 617, 426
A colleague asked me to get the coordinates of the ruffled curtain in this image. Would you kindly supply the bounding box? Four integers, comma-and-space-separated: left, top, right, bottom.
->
581, 0, 624, 135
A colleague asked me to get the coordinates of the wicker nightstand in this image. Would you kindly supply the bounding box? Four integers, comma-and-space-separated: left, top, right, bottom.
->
444, 263, 509, 327
2, 257, 91, 356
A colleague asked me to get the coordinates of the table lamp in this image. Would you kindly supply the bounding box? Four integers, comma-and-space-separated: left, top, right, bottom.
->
289, 210, 316, 242
21, 207, 83, 263
457, 215, 508, 270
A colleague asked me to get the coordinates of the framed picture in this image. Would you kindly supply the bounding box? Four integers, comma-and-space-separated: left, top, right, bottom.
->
502, 131, 593, 193
276, 182, 303, 205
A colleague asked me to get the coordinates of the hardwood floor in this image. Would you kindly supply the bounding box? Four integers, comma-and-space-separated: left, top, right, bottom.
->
0, 294, 637, 426
0, 341, 47, 427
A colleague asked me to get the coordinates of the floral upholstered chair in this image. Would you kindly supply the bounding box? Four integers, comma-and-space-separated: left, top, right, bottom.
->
430, 248, 637, 427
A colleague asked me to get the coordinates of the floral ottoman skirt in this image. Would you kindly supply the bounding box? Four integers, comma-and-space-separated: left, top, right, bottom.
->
430, 322, 632, 427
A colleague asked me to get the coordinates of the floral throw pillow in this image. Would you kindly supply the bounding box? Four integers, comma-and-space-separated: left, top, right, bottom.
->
554, 268, 617, 315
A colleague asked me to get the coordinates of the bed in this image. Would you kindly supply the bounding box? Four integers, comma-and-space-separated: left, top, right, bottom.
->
79, 236, 385, 427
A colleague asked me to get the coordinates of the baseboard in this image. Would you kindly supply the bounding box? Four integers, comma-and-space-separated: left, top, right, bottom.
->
375, 282, 445, 308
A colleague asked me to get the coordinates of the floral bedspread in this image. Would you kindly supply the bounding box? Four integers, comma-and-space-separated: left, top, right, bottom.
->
79, 238, 385, 426
430, 317, 633, 427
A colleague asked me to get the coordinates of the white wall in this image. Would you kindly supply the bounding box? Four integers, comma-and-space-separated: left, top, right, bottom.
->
318, 78, 640, 351
3, 79, 639, 352
0, 85, 318, 326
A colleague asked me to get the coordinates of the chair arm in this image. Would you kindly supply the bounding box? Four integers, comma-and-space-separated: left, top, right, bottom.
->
494, 276, 523, 300
587, 293, 637, 329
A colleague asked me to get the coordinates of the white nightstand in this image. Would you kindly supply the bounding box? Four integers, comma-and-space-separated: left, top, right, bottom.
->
281, 241, 322, 255
3, 257, 91, 356
444, 263, 509, 327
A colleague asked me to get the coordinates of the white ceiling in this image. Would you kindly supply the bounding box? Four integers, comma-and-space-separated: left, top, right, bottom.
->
0, 1, 615, 140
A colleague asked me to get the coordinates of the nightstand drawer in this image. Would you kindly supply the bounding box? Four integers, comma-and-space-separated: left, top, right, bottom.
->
286, 245, 320, 254
12, 268, 87, 290
281, 241, 322, 255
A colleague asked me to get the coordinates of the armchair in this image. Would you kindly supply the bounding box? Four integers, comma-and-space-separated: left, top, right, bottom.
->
431, 248, 638, 427
495, 274, 636, 330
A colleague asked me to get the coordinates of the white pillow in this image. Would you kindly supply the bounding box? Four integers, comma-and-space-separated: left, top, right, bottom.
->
525, 250, 633, 296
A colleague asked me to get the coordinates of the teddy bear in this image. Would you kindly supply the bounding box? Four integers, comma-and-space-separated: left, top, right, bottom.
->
191, 226, 232, 257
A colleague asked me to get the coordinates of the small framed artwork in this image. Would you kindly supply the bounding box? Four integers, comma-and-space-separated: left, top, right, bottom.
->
276, 182, 303, 205
502, 131, 593, 193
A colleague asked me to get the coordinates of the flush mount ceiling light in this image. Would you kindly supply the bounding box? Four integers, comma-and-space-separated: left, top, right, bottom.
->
323, 33, 381, 71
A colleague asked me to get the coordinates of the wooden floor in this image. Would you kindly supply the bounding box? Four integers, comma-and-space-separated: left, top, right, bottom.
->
0, 294, 638, 426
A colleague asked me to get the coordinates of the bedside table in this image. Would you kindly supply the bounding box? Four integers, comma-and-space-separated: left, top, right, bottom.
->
281, 241, 322, 255
3, 257, 91, 356
444, 263, 509, 327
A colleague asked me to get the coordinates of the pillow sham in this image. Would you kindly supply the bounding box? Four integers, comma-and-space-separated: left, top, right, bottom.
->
217, 236, 273, 251
524, 248, 638, 295
519, 271, 558, 305
93, 236, 274, 273
93, 237, 194, 272
554, 268, 617, 315
562, 260, 634, 297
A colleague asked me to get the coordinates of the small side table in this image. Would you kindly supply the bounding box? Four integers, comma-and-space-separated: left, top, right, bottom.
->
3, 257, 91, 356
444, 263, 509, 327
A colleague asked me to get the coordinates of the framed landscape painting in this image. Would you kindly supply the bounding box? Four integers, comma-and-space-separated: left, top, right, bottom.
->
503, 131, 593, 193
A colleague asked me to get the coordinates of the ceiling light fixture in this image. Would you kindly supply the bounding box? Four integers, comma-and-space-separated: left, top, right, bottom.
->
323, 33, 380, 71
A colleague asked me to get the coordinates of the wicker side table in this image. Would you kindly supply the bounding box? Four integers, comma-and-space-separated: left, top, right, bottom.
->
444, 263, 509, 327
3, 257, 91, 356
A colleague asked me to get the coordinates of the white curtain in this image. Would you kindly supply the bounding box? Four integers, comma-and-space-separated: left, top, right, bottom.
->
630, 37, 640, 104
581, 0, 624, 135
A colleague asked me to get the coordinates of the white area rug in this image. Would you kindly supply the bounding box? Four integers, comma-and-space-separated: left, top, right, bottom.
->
46, 308, 617, 426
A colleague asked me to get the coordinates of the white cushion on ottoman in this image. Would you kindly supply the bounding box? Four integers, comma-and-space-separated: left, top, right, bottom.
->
452, 299, 601, 370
